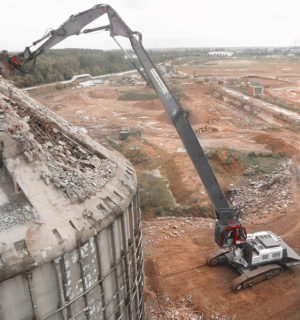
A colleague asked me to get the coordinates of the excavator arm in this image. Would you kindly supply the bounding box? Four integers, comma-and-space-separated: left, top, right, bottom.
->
3, 5, 109, 74
2, 4, 246, 248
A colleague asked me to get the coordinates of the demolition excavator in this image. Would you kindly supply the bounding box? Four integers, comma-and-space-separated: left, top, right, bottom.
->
1, 4, 299, 292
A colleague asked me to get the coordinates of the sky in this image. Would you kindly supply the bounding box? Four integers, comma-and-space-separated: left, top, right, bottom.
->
1, 0, 300, 52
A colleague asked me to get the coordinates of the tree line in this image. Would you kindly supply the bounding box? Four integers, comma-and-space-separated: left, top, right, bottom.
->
8, 48, 190, 88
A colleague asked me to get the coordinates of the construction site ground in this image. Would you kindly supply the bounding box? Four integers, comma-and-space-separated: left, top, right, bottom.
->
33, 57, 300, 319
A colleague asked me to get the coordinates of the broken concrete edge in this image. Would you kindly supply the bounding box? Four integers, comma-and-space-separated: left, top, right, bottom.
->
0, 194, 139, 280
4, 78, 111, 161
0, 75, 138, 281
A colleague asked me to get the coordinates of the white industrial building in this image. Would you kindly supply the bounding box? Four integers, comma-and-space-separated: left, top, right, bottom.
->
208, 51, 234, 57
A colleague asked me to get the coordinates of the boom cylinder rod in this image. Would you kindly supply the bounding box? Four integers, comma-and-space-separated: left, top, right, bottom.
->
83, 25, 110, 33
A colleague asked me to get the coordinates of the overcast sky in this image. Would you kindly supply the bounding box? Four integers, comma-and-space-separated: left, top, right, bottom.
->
1, 0, 300, 52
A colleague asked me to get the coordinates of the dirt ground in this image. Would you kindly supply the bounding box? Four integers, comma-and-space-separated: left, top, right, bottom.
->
33, 57, 300, 319
143, 151, 300, 319
142, 205, 300, 319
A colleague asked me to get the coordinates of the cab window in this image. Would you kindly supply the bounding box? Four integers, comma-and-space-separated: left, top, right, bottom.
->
236, 228, 246, 241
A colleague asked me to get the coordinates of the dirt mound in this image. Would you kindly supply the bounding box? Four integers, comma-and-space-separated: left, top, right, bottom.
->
253, 134, 298, 154
208, 148, 245, 175
133, 99, 163, 110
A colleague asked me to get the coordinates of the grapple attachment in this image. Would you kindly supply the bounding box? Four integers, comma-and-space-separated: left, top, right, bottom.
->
0, 51, 24, 77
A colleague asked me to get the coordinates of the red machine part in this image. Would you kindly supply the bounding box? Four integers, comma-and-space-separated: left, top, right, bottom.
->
10, 56, 23, 68
220, 226, 247, 247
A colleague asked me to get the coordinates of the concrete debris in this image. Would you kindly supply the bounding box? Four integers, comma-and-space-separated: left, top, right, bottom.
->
0, 200, 35, 231
0, 103, 37, 230
0, 76, 117, 220
39, 143, 116, 202
228, 160, 294, 221
147, 292, 204, 320
147, 290, 234, 320
150, 308, 203, 320
1, 98, 116, 203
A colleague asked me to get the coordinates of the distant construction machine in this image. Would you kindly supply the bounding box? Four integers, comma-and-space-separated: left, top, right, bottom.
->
1, 3, 300, 292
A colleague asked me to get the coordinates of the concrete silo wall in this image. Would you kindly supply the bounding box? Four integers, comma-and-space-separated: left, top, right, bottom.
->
0, 195, 143, 320
0, 76, 144, 319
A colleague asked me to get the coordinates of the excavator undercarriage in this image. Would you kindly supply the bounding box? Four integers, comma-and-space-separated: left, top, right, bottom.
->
208, 231, 300, 292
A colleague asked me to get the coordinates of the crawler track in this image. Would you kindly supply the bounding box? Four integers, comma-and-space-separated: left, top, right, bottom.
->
207, 250, 284, 292
206, 248, 229, 266
232, 264, 282, 292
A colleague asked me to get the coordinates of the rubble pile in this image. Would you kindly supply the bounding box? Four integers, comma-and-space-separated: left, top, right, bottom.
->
39, 140, 116, 202
0, 106, 36, 229
147, 295, 204, 320
0, 200, 35, 231
0, 82, 116, 204
228, 160, 294, 221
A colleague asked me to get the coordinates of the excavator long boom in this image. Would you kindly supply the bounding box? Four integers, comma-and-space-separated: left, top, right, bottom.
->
1, 5, 109, 74
2, 4, 246, 248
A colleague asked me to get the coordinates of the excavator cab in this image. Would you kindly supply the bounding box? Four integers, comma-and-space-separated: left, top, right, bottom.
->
215, 219, 247, 248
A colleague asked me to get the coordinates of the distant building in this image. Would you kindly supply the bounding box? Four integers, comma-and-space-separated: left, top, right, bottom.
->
76, 80, 95, 88
249, 83, 264, 96
208, 51, 234, 57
